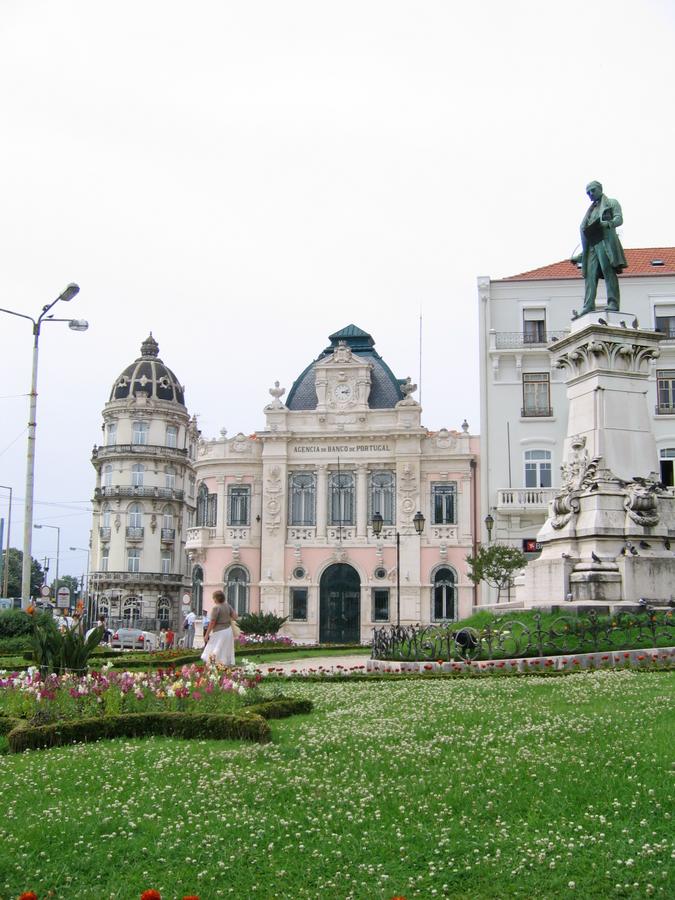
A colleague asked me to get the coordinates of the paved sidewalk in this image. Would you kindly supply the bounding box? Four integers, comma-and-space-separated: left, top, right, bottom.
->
246, 654, 371, 674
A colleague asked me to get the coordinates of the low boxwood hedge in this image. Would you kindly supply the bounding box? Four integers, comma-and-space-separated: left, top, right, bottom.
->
6, 696, 314, 753
7, 710, 270, 753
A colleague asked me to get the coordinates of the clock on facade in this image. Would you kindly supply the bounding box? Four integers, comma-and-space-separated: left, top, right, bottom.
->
333, 382, 353, 402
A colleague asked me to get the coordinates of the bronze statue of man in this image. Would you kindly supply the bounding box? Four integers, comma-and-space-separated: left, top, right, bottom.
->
573, 181, 627, 314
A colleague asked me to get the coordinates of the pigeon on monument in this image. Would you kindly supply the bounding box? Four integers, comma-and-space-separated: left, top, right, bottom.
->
631, 318, 639, 328
598, 317, 608, 325
665, 538, 671, 551
639, 540, 651, 549
628, 543, 639, 556
619, 320, 627, 328
591, 551, 601, 563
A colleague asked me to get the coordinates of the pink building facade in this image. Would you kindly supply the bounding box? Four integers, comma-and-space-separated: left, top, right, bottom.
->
186, 325, 479, 642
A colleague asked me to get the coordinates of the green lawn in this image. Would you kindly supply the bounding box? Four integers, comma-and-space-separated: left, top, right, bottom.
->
0, 671, 673, 899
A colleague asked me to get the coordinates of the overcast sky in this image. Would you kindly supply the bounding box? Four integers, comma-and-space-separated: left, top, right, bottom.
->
1, 0, 673, 582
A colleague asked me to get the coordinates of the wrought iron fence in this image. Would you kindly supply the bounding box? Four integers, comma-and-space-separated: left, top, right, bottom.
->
371, 608, 674, 662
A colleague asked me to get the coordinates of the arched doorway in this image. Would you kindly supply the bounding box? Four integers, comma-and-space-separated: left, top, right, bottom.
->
320, 564, 360, 644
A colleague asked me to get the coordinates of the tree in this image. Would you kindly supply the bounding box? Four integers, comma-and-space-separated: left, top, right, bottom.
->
466, 543, 527, 603
1, 548, 44, 598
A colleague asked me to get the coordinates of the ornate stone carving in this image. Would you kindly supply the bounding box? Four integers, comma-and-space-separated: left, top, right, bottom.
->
266, 381, 286, 409
264, 465, 283, 534
396, 377, 420, 407
399, 463, 418, 518
623, 477, 663, 527
434, 428, 457, 450
231, 432, 250, 453
554, 336, 660, 378
551, 436, 600, 530
332, 341, 353, 364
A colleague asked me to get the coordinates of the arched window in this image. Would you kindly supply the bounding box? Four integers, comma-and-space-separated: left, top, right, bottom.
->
226, 566, 249, 616
97, 598, 110, 619
123, 595, 142, 622
524, 449, 552, 488
132, 464, 145, 487
289, 473, 316, 525
102, 503, 111, 528
157, 596, 171, 626
432, 567, 457, 622
103, 464, 113, 488
329, 472, 354, 525
370, 471, 395, 524
192, 565, 204, 616
196, 483, 217, 526
162, 506, 174, 530
128, 503, 143, 528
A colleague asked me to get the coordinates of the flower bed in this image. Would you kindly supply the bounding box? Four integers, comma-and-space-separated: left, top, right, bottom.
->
0, 661, 263, 724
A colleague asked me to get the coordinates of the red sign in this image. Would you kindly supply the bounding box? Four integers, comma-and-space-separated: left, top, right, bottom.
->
522, 539, 542, 553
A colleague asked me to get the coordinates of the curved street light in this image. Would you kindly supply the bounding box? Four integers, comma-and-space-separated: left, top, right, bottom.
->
0, 284, 87, 605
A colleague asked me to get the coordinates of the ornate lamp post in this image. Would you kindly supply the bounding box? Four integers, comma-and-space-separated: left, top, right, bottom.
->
0, 283, 87, 605
484, 513, 494, 542
372, 510, 426, 627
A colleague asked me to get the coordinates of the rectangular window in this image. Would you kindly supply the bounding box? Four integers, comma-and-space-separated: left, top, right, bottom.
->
132, 421, 149, 445
165, 468, 176, 489
166, 426, 178, 448
523, 308, 546, 344
372, 589, 389, 622
655, 306, 675, 338
103, 465, 113, 488
329, 473, 355, 525
290, 588, 308, 621
522, 373, 551, 417
370, 471, 395, 525
161, 551, 172, 575
132, 465, 144, 487
431, 483, 457, 525
127, 549, 141, 573
228, 485, 251, 526
106, 423, 117, 446
657, 370, 675, 414
289, 474, 316, 526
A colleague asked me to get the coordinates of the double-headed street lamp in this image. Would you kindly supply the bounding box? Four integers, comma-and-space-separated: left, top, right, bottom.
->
0, 284, 87, 606
70, 545, 91, 619
372, 509, 425, 628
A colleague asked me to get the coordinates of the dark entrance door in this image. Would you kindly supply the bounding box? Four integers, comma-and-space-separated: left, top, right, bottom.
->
319, 564, 361, 644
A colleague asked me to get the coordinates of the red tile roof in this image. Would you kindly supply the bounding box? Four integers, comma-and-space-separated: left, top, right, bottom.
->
499, 247, 675, 281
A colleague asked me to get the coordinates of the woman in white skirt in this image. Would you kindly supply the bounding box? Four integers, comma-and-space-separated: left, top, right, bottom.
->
201, 589, 238, 666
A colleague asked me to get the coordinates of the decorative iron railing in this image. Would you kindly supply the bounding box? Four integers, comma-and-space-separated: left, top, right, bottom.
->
371, 609, 673, 662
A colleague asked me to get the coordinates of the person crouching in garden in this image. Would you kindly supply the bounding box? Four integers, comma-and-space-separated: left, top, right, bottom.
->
201, 590, 238, 666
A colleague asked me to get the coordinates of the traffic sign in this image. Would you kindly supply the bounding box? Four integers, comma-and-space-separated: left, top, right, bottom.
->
57, 586, 71, 609
40, 585, 51, 598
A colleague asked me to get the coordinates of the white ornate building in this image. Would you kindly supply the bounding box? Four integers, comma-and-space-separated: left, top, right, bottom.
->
186, 325, 480, 642
89, 335, 200, 628
478, 248, 675, 601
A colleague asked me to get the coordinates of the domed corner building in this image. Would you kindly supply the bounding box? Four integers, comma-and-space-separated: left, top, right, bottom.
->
89, 334, 201, 631
187, 324, 480, 644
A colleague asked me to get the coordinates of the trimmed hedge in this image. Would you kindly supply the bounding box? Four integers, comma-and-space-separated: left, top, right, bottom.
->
5, 696, 314, 753
7, 710, 271, 753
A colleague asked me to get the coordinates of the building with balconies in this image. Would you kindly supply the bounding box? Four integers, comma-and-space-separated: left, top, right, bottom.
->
478, 248, 675, 600
187, 325, 479, 642
89, 335, 200, 629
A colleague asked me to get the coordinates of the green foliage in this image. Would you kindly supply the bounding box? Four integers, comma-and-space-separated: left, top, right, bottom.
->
7, 710, 272, 753
237, 611, 289, 635
0, 609, 36, 638
1, 548, 44, 598
29, 615, 104, 675
466, 542, 527, 601
0, 636, 32, 655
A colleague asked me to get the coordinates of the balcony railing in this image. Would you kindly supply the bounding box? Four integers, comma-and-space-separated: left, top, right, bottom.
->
494, 330, 569, 349
99, 526, 111, 541
497, 488, 557, 510
521, 407, 553, 418
655, 403, 675, 416
95, 486, 184, 501
89, 571, 186, 586
161, 528, 176, 542
126, 526, 144, 540
93, 444, 188, 461
185, 526, 217, 547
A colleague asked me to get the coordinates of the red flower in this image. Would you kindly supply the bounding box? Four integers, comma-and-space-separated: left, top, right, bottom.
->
141, 891, 162, 900
572, 659, 580, 665
424, 664, 433, 670
637, 655, 645, 661
182, 896, 201, 899
19, 893, 38, 900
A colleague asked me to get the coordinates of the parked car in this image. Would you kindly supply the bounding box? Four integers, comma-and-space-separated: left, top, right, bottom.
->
110, 627, 158, 651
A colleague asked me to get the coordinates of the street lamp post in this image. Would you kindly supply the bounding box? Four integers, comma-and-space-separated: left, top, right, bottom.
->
484, 513, 494, 543
372, 510, 426, 628
0, 284, 87, 606
0, 485, 12, 598
34, 524, 60, 603
69, 545, 91, 620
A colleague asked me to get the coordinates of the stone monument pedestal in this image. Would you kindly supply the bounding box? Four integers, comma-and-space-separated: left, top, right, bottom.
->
519, 311, 675, 606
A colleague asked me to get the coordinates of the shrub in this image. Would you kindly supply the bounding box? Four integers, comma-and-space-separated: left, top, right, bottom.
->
0, 636, 33, 655
29, 615, 103, 675
247, 698, 313, 719
237, 612, 288, 635
7, 710, 271, 753
0, 610, 50, 639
